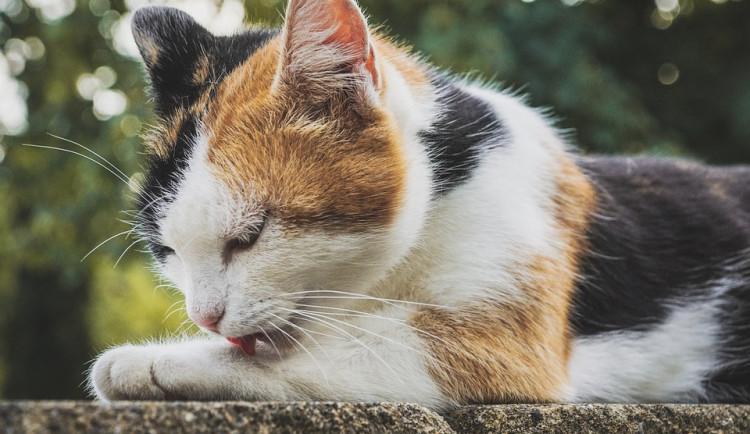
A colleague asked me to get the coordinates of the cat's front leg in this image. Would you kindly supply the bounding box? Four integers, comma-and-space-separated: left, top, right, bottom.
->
91, 301, 570, 407
90, 339, 292, 401
90, 317, 448, 406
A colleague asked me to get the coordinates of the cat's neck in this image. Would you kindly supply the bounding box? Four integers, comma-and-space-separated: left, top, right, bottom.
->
373, 59, 593, 309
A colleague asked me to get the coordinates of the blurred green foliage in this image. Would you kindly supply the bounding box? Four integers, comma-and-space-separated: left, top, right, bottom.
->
0, 0, 747, 398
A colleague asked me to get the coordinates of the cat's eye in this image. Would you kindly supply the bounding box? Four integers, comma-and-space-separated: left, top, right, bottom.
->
153, 244, 175, 260
223, 214, 267, 264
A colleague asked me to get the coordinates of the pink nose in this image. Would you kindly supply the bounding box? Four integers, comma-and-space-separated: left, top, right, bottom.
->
193, 310, 224, 332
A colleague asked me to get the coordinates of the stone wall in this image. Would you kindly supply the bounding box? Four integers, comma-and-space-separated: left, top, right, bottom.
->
1, 401, 749, 433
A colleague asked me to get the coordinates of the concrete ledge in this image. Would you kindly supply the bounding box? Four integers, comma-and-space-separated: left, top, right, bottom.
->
447, 404, 750, 433
0, 401, 451, 433
1, 401, 749, 433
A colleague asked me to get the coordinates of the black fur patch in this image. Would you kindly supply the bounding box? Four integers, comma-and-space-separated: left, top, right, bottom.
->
131, 7, 277, 257
419, 77, 505, 194
571, 157, 750, 335
136, 116, 198, 261
131, 6, 278, 116
572, 157, 750, 400
571, 158, 750, 403
702, 272, 750, 402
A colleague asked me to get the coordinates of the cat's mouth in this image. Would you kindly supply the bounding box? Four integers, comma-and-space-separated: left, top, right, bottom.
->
226, 334, 260, 356
226, 323, 296, 357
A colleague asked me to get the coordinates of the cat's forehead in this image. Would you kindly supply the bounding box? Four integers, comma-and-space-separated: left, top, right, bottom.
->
201, 38, 407, 229
138, 30, 408, 234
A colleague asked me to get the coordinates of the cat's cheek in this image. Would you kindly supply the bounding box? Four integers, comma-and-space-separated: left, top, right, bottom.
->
159, 256, 187, 292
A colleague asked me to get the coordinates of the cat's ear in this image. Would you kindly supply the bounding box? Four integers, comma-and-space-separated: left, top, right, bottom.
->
131, 6, 214, 115
276, 0, 380, 105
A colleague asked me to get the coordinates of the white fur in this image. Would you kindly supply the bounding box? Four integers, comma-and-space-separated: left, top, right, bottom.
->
413, 84, 562, 304
566, 299, 720, 402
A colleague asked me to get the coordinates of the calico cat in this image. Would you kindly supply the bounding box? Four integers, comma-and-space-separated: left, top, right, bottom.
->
90, 0, 750, 407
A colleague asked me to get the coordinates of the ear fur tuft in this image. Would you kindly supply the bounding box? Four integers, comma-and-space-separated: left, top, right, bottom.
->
277, 0, 380, 103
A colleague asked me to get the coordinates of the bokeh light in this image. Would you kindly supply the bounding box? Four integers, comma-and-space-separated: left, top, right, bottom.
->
25, 0, 75, 22
658, 63, 680, 86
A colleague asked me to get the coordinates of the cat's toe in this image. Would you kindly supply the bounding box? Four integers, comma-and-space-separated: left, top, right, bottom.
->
90, 345, 167, 401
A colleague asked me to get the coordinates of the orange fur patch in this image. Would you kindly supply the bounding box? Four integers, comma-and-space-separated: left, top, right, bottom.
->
192, 55, 212, 86
143, 87, 213, 160
409, 256, 582, 404
203, 37, 407, 229
134, 34, 161, 68
411, 156, 597, 404
372, 36, 430, 90
142, 24, 432, 230
550, 156, 597, 360
553, 156, 596, 252
411, 294, 568, 404
142, 108, 188, 160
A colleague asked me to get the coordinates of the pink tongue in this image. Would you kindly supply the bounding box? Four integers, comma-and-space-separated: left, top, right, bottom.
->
227, 335, 257, 357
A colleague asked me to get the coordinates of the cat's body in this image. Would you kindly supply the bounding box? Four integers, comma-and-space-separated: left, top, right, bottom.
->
90, 0, 750, 408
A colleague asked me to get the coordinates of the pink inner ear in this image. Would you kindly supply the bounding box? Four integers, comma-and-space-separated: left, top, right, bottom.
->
365, 44, 378, 86
321, 0, 378, 85
321, 0, 367, 51
287, 0, 378, 86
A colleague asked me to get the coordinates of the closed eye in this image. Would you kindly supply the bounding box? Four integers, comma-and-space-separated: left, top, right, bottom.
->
223, 214, 267, 265
152, 244, 175, 261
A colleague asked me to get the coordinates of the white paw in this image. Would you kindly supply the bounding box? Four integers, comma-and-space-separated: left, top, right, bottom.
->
90, 340, 253, 401
91, 344, 169, 400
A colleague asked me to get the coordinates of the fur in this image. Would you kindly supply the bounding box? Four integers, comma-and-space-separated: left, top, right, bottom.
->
90, 0, 750, 409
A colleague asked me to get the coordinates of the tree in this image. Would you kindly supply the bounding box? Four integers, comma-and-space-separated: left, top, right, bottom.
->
0, 0, 174, 398
363, 0, 750, 162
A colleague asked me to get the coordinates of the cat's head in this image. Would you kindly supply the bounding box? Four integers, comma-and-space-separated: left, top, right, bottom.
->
130, 0, 429, 343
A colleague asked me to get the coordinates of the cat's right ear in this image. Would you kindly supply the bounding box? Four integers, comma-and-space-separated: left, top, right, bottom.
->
275, 0, 381, 108
131, 7, 213, 115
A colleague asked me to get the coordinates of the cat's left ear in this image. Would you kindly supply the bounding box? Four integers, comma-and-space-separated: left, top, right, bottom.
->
131, 7, 214, 115
276, 0, 380, 105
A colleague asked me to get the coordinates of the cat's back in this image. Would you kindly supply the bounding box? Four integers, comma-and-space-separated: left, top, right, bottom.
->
582, 156, 750, 222
569, 155, 750, 403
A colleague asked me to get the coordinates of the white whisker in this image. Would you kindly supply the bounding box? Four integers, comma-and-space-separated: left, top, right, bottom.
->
295, 305, 461, 364
294, 308, 462, 376
175, 318, 194, 334
281, 289, 452, 310
163, 300, 186, 323
259, 328, 284, 362
296, 309, 428, 358
22, 143, 130, 186
278, 307, 404, 384
47, 133, 130, 181
114, 239, 141, 268
268, 312, 330, 358
81, 229, 134, 262
295, 303, 406, 322
265, 318, 329, 384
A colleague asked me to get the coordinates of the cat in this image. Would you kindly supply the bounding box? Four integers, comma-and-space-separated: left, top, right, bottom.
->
89, 0, 750, 408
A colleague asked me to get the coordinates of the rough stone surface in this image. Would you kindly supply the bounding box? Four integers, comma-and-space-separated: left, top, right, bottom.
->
1, 401, 750, 433
446, 404, 750, 434
0, 401, 452, 434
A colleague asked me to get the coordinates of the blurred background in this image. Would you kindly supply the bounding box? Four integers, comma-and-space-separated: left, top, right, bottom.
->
0, 0, 748, 399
